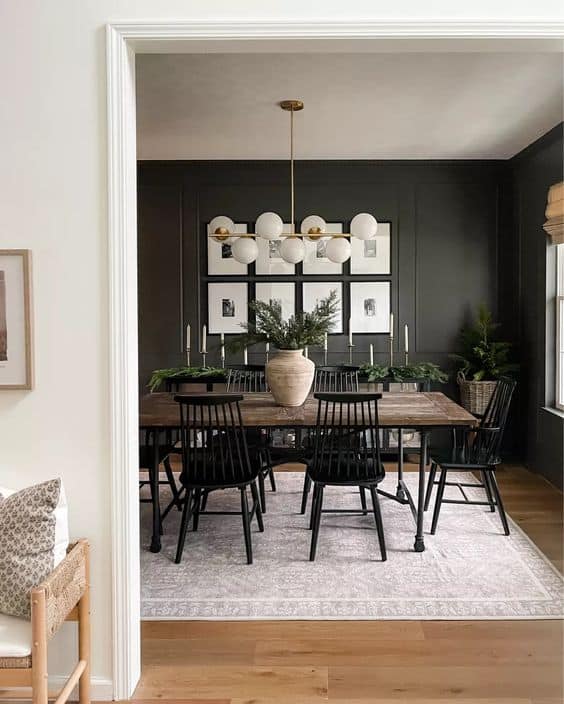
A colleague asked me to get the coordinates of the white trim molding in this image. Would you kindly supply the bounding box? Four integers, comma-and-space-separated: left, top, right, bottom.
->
106, 18, 564, 699
106, 23, 141, 701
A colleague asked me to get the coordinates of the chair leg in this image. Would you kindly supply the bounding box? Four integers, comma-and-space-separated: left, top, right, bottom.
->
31, 588, 48, 704
359, 486, 368, 515
240, 487, 253, 564
430, 467, 448, 535
200, 489, 209, 512
258, 471, 267, 513
266, 448, 277, 491
192, 488, 201, 531
309, 484, 324, 561
175, 489, 193, 564
488, 471, 510, 536
369, 486, 387, 561
78, 543, 91, 704
250, 481, 265, 532
163, 456, 182, 509
309, 480, 319, 530
301, 472, 312, 514
423, 461, 437, 511
481, 470, 496, 512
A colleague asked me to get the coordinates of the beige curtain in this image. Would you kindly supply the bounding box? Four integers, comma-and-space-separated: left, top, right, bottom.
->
544, 181, 564, 244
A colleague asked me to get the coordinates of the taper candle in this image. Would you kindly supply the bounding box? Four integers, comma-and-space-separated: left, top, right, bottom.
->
304, 346, 309, 359
243, 346, 248, 365
404, 324, 409, 354
201, 325, 207, 353
369, 343, 374, 366
348, 318, 353, 345
186, 324, 191, 350
265, 339, 270, 354
389, 313, 394, 338
323, 332, 328, 351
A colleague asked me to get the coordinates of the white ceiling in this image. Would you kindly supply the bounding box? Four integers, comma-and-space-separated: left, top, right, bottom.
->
136, 52, 563, 160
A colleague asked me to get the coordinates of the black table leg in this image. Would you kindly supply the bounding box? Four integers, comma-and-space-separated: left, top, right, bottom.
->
414, 430, 428, 552
150, 428, 162, 553
396, 429, 406, 501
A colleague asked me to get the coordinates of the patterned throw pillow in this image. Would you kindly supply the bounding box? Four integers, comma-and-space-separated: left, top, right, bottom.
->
0, 478, 68, 619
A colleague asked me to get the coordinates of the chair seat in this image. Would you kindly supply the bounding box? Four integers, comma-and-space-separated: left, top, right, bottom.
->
307, 457, 385, 485
139, 444, 173, 470
430, 448, 501, 469
0, 612, 31, 659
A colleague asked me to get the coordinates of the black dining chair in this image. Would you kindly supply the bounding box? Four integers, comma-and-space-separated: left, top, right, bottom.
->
306, 392, 387, 561
300, 366, 363, 514
139, 431, 182, 518
424, 378, 516, 536
173, 394, 264, 564
226, 365, 276, 512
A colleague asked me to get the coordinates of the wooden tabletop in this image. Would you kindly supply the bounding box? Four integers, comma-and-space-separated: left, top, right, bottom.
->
139, 391, 477, 430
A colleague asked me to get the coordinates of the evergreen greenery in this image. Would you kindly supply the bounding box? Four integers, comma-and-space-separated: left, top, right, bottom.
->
451, 305, 518, 381
228, 291, 339, 351
361, 362, 448, 383
148, 366, 226, 392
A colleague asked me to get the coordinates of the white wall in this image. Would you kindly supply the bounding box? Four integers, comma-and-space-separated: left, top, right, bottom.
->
0, 0, 562, 694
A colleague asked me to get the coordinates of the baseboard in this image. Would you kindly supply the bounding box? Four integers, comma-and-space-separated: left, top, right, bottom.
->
48, 676, 114, 701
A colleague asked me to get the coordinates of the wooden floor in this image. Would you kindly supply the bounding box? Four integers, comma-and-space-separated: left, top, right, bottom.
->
134, 463, 563, 704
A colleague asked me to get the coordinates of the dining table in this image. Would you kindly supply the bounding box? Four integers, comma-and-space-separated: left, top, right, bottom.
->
139, 391, 478, 554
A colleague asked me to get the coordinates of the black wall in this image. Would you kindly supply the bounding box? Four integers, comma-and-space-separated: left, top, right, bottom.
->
508, 124, 564, 488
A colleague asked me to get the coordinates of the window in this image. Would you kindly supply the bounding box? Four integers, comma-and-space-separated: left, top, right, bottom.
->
557, 244, 564, 411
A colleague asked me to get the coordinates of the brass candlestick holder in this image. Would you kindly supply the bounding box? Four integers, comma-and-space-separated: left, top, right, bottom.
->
348, 343, 355, 365
200, 350, 207, 368
389, 337, 394, 367
185, 348, 191, 367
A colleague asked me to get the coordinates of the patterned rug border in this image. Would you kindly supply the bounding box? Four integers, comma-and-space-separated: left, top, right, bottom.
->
141, 472, 563, 621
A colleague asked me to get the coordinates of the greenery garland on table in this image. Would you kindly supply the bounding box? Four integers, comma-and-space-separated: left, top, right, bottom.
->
148, 366, 226, 392
361, 362, 448, 384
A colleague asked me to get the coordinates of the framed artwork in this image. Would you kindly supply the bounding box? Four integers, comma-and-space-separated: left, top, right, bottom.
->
0, 250, 33, 390
255, 224, 295, 275
302, 281, 343, 333
208, 282, 248, 334
207, 223, 248, 275
350, 281, 390, 333
255, 282, 295, 321
350, 222, 391, 275
302, 223, 343, 275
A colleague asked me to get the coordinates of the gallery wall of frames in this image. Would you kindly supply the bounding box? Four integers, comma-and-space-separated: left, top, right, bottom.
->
137, 159, 509, 389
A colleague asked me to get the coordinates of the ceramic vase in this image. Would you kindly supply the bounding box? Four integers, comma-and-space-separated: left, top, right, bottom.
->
266, 349, 315, 407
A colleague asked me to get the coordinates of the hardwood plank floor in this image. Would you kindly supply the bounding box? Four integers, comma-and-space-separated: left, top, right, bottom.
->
135, 463, 563, 703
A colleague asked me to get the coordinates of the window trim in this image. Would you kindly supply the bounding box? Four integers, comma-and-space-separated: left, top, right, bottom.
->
556, 245, 564, 411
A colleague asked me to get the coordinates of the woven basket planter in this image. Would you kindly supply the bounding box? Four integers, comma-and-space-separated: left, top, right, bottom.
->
457, 377, 498, 416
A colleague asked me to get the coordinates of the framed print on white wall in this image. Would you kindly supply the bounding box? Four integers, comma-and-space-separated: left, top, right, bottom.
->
350, 222, 391, 275
255, 282, 295, 321
350, 281, 390, 333
302, 281, 343, 333
302, 223, 343, 275
0, 250, 33, 390
207, 223, 248, 275
256, 224, 295, 275
208, 282, 248, 334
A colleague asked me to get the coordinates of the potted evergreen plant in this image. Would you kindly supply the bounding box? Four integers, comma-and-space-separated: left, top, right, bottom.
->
451, 305, 518, 415
231, 291, 338, 406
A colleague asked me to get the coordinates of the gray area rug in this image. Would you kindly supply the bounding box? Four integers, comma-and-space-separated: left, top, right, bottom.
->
141, 472, 563, 620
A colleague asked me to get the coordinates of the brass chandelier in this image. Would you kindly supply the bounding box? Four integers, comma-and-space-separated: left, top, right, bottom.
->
209, 100, 379, 264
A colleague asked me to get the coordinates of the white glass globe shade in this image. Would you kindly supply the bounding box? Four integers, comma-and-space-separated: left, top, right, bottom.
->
350, 212, 378, 240
300, 214, 327, 240
279, 237, 305, 264
325, 236, 351, 264
255, 212, 284, 240
231, 237, 258, 264
209, 215, 236, 242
